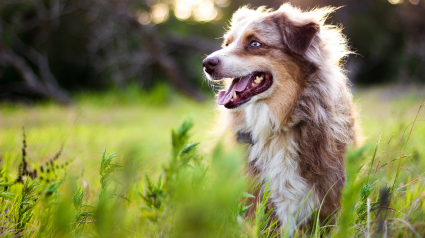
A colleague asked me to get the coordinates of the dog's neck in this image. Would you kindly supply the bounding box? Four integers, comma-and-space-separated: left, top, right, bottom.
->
239, 101, 293, 144
237, 131, 255, 145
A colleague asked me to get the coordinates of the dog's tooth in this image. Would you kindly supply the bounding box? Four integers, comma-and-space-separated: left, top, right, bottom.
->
233, 92, 237, 99
252, 83, 255, 87
230, 99, 233, 102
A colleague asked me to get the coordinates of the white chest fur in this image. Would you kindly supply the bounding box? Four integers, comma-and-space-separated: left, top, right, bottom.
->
243, 103, 319, 228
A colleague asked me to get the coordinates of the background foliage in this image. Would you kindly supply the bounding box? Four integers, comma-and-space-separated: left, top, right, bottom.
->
1, 0, 424, 103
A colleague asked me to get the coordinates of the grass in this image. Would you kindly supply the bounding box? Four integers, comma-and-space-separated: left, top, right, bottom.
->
0, 85, 424, 237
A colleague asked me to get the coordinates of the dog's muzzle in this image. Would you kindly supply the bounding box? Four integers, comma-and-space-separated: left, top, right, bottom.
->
202, 57, 219, 75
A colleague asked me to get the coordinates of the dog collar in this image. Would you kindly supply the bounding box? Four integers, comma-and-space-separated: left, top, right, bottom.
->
237, 131, 255, 145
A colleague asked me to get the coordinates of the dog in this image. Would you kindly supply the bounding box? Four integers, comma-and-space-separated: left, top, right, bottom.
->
202, 3, 361, 232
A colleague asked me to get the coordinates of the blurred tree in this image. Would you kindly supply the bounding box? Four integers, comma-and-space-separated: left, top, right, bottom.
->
290, 0, 425, 85
0, 0, 424, 103
0, 0, 224, 103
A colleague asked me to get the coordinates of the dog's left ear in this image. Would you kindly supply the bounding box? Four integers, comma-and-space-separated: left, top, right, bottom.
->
285, 22, 320, 55
275, 15, 320, 55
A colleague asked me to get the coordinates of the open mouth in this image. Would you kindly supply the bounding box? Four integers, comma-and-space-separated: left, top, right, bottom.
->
217, 71, 273, 109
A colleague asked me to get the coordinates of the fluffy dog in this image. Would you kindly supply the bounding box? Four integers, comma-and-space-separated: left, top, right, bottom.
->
202, 3, 361, 231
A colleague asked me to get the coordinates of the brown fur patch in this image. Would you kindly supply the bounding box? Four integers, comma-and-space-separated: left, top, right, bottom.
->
286, 22, 320, 55
291, 76, 357, 222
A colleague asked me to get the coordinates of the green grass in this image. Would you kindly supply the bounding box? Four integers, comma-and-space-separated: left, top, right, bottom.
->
0, 86, 424, 237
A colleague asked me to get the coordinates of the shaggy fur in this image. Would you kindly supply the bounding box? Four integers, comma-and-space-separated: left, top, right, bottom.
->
203, 3, 361, 232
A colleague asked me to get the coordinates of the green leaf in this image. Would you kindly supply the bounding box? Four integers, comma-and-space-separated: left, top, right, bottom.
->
242, 192, 255, 198
179, 142, 199, 156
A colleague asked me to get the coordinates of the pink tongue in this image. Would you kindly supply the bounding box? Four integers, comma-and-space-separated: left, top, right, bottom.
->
217, 76, 251, 105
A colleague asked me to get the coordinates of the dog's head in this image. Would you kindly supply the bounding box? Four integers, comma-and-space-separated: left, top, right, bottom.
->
203, 4, 332, 111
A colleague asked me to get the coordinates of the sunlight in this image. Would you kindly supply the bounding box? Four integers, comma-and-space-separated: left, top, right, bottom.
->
172, 0, 220, 22
138, 10, 151, 25
174, 0, 193, 20
214, 0, 230, 7
175, 7, 191, 20
193, 0, 218, 22
151, 3, 169, 24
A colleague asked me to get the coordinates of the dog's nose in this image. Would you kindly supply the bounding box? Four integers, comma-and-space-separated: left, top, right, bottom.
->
202, 57, 219, 75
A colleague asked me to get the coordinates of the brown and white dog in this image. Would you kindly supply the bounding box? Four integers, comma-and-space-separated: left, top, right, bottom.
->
202, 3, 361, 231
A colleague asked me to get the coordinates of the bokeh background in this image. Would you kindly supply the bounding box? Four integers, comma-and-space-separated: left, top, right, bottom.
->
0, 0, 424, 103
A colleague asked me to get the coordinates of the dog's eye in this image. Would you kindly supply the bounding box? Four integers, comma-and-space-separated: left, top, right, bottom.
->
225, 42, 229, 47
250, 41, 261, 47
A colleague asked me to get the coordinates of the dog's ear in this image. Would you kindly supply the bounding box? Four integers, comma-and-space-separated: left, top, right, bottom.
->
275, 15, 320, 55
285, 22, 320, 55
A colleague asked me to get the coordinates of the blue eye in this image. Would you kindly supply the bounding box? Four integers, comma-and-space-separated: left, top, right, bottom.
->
251, 41, 261, 47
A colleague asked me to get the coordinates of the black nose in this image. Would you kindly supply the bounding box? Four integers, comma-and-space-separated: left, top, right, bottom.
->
202, 57, 219, 75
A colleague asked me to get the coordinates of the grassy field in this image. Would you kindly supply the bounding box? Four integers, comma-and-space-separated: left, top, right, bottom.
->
0, 86, 424, 237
